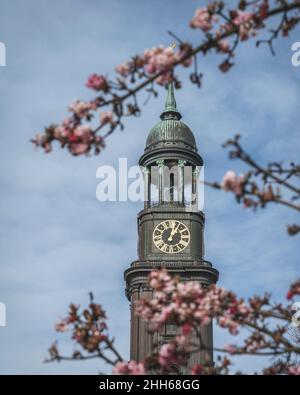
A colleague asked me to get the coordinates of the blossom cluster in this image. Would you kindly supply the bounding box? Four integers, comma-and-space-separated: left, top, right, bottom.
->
189, 2, 265, 42
31, 100, 114, 155
135, 269, 300, 374
190, 7, 219, 31
263, 361, 300, 375
231, 10, 257, 41
138, 269, 250, 336
54, 301, 108, 354
221, 170, 245, 197
220, 170, 280, 209
113, 361, 145, 375
86, 74, 108, 92
49, 271, 300, 375
115, 44, 193, 86
32, 1, 300, 156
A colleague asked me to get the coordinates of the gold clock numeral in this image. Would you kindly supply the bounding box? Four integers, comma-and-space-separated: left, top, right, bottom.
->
169, 220, 175, 228
161, 244, 168, 253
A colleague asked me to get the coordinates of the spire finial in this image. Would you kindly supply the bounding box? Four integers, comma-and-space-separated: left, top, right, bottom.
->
164, 81, 177, 111
160, 81, 182, 120
160, 43, 182, 120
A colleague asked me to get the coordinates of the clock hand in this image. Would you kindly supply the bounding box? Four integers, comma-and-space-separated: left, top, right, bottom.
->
168, 222, 176, 241
168, 223, 179, 241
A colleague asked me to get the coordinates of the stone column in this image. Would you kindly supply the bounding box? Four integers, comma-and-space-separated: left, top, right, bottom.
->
156, 159, 165, 204
178, 160, 186, 205
191, 167, 199, 206
143, 166, 151, 209
170, 173, 174, 203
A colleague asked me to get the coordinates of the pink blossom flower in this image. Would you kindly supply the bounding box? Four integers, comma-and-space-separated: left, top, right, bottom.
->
232, 11, 255, 41
289, 365, 300, 375
175, 334, 188, 346
140, 45, 192, 86
181, 323, 192, 336
73, 124, 92, 140
53, 118, 74, 140
116, 62, 131, 77
219, 59, 233, 73
221, 170, 245, 197
233, 11, 254, 26
218, 316, 239, 335
100, 111, 113, 125
143, 46, 176, 74
55, 319, 69, 332
32, 133, 52, 153
68, 100, 93, 118
68, 143, 90, 156
217, 40, 231, 53
190, 8, 217, 32
191, 364, 203, 375
113, 361, 145, 375
54, 125, 69, 140
67, 124, 93, 156
86, 74, 108, 91
158, 343, 177, 367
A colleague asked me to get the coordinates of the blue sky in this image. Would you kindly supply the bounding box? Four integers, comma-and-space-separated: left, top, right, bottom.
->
0, 0, 299, 374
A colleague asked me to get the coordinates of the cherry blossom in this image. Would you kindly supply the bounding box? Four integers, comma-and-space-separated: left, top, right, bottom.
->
68, 100, 95, 119
55, 319, 69, 333
49, 272, 300, 375
100, 111, 113, 125
86, 74, 108, 92
233, 10, 254, 26
289, 365, 300, 375
31, 2, 300, 157
143, 46, 178, 85
158, 343, 188, 368
113, 361, 145, 375
138, 268, 250, 336
232, 10, 256, 41
190, 7, 218, 32
66, 124, 92, 156
217, 40, 231, 54
221, 170, 245, 197
115, 62, 131, 77
141, 45, 193, 85
191, 364, 203, 375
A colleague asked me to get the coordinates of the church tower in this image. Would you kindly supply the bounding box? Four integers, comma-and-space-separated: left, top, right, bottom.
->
124, 82, 219, 373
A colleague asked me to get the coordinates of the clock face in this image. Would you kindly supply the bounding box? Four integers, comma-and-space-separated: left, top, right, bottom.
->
152, 220, 190, 254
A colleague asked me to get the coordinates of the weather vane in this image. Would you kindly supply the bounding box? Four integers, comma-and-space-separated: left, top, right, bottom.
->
170, 42, 177, 51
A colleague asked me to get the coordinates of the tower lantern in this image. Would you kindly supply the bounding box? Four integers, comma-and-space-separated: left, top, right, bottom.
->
124, 82, 219, 373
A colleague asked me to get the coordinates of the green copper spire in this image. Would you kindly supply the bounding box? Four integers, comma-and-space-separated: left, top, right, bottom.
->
160, 81, 182, 120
